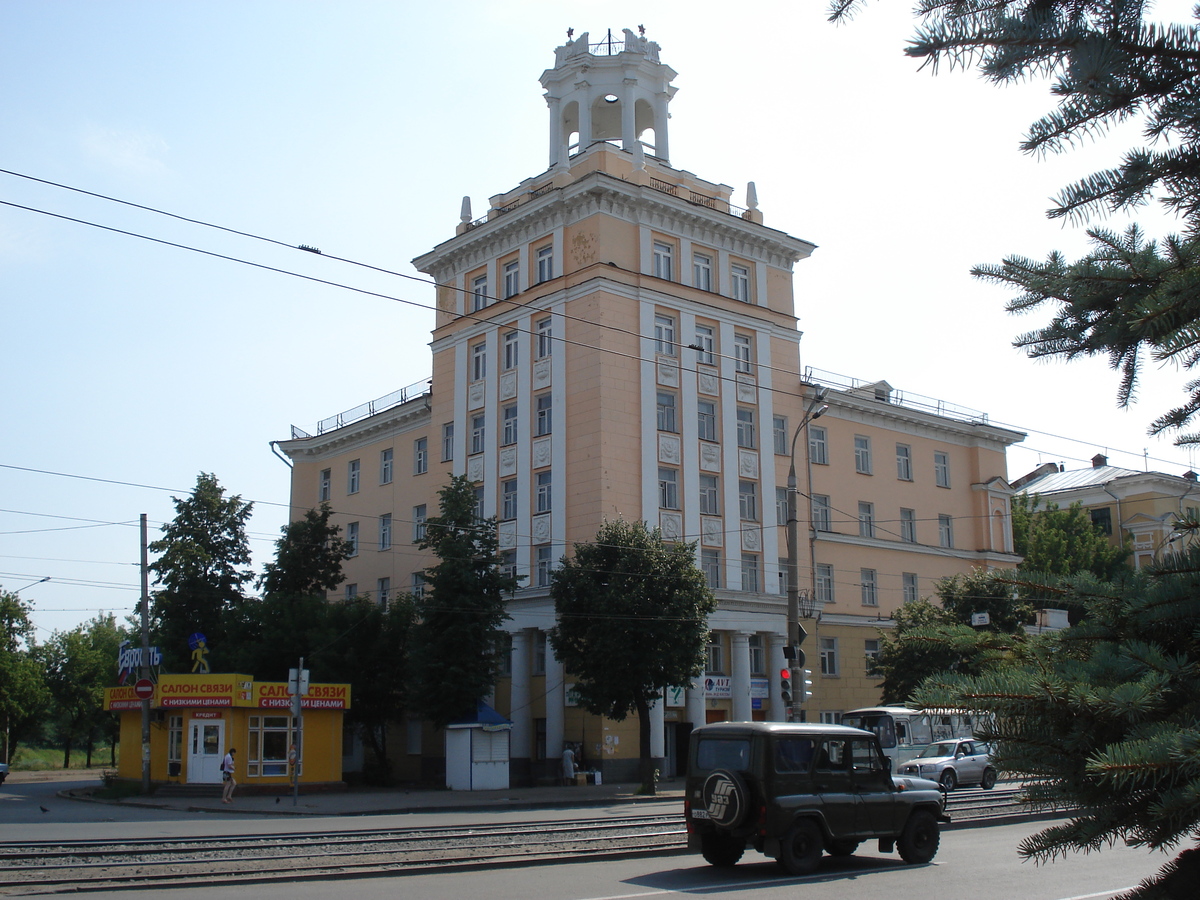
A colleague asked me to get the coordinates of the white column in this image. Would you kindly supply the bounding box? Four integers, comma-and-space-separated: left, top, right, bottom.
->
547, 96, 563, 168
509, 630, 533, 760
649, 694, 665, 759
686, 679, 706, 730
545, 650, 565, 760
731, 631, 752, 722
653, 95, 669, 162
578, 90, 593, 152
621, 89, 637, 151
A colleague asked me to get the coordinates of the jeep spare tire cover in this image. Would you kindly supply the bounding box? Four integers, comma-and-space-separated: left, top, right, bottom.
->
702, 768, 749, 829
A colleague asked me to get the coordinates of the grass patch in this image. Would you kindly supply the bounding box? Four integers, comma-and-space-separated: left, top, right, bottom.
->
93, 778, 145, 800
9, 746, 119, 771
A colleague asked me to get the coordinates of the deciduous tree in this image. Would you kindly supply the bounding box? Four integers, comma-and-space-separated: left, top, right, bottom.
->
549, 520, 716, 794
0, 587, 49, 763
149, 473, 253, 672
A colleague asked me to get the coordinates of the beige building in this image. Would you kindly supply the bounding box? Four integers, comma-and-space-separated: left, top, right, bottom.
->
277, 29, 1024, 783
1015, 454, 1200, 569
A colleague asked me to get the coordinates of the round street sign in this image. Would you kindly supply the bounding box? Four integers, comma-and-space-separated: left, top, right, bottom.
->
133, 678, 154, 700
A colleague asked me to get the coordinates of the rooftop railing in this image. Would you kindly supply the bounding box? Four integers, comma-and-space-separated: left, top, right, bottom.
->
290, 377, 432, 439
803, 366, 991, 426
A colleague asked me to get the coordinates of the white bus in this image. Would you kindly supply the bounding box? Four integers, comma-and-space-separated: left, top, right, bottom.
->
841, 707, 982, 768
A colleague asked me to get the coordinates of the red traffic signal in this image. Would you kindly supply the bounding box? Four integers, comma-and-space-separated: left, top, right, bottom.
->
780, 668, 792, 680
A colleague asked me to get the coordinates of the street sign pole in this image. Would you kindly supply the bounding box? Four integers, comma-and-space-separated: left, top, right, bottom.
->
139, 514, 151, 795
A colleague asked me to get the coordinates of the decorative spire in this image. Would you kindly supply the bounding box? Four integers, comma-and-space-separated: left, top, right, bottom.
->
746, 181, 758, 210
460, 196, 472, 224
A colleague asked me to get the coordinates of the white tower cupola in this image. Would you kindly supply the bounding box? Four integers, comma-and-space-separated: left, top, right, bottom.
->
540, 27, 678, 169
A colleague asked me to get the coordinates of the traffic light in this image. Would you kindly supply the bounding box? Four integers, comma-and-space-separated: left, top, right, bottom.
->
779, 667, 793, 704
783, 645, 806, 668
801, 668, 814, 702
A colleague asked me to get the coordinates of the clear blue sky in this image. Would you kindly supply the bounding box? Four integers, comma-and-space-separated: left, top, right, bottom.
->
3, 0, 1196, 640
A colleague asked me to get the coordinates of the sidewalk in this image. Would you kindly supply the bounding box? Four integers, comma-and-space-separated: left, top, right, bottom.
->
50, 771, 686, 818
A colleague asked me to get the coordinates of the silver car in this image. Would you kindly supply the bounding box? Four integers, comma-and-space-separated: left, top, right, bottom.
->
897, 738, 996, 790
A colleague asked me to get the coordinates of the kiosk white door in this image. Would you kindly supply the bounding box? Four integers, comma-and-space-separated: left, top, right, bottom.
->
187, 720, 225, 784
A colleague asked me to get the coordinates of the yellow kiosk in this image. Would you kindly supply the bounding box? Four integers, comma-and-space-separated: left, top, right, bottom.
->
104, 674, 351, 791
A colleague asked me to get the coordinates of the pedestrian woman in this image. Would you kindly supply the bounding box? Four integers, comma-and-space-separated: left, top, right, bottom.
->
221, 748, 237, 803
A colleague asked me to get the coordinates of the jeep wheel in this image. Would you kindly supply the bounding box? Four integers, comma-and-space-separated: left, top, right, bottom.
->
980, 767, 997, 790
700, 833, 745, 868
939, 768, 957, 791
779, 820, 824, 876
897, 810, 940, 864
827, 839, 859, 857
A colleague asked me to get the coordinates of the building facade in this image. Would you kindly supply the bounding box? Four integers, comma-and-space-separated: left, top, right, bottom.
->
277, 29, 1024, 784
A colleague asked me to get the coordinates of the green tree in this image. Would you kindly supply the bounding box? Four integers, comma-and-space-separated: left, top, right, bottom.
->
828, 1, 1200, 443
548, 520, 717, 794
913, 552, 1200, 899
1013, 493, 1131, 583
409, 475, 517, 729
43, 614, 117, 768
149, 473, 253, 672
0, 587, 49, 764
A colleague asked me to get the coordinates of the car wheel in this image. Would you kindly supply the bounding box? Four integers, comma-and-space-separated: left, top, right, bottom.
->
980, 767, 997, 790
938, 768, 957, 791
700, 833, 745, 868
700, 769, 749, 830
827, 839, 860, 857
897, 810, 940, 864
779, 820, 824, 876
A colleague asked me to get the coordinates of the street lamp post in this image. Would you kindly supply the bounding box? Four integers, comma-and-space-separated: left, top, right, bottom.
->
786, 386, 828, 722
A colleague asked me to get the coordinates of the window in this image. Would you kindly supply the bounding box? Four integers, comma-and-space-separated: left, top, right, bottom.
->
658, 468, 679, 509
1091, 507, 1113, 535
536, 244, 554, 283
706, 633, 724, 674
702, 549, 721, 589
778, 556, 788, 594
816, 563, 834, 604
442, 422, 454, 461
412, 505, 427, 541
657, 392, 677, 433
900, 508, 917, 543
654, 314, 676, 355
935, 451, 951, 488
700, 474, 720, 515
413, 438, 428, 474
812, 494, 832, 532
733, 334, 753, 373
858, 502, 875, 538
860, 568, 878, 606
854, 436, 872, 474
472, 274, 488, 312
536, 317, 553, 358
776, 487, 789, 526
503, 259, 520, 298
693, 252, 712, 291
473, 485, 484, 521
653, 240, 674, 281
377, 577, 391, 607
471, 414, 486, 455
694, 324, 715, 364
318, 468, 331, 502
731, 264, 750, 302
501, 550, 518, 583
346, 522, 359, 557
809, 426, 828, 465
749, 634, 765, 674
379, 448, 393, 485
533, 632, 547, 676
536, 546, 553, 587
345, 583, 358, 601
536, 471, 552, 513
502, 404, 518, 446
471, 341, 487, 382
348, 459, 361, 494
378, 514, 392, 551
938, 514, 954, 548
773, 416, 788, 455
167, 715, 183, 765
820, 636, 839, 676
697, 400, 717, 442
736, 407, 755, 449
535, 394, 552, 436
739, 480, 758, 521
865, 639, 881, 676
503, 329, 519, 370
741, 554, 760, 592
903, 572, 919, 604
411, 572, 425, 599
502, 478, 518, 519
819, 711, 842, 725
247, 714, 295, 778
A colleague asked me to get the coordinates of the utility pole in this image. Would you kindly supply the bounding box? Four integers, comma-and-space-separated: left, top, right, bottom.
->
786, 386, 828, 723
139, 514, 151, 795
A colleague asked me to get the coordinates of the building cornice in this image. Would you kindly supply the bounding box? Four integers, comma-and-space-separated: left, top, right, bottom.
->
278, 397, 432, 459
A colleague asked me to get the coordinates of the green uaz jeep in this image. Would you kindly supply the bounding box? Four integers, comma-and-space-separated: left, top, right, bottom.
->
686, 722, 947, 875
